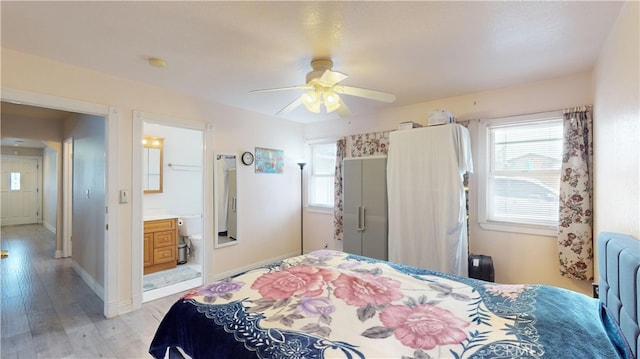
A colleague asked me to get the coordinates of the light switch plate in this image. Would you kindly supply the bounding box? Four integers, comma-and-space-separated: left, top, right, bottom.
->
119, 190, 129, 204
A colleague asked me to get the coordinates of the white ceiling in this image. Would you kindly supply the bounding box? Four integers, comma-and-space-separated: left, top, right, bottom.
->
0, 1, 624, 123
0, 102, 72, 148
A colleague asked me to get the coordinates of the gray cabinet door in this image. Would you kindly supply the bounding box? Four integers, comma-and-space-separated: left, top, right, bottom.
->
342, 157, 388, 260
343, 159, 363, 256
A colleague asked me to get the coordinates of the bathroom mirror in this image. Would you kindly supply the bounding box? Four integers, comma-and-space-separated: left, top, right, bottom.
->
214, 153, 238, 247
143, 136, 164, 194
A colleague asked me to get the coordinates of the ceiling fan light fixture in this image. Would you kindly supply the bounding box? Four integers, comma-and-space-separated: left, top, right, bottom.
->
252, 57, 395, 118
302, 91, 321, 113
323, 90, 341, 113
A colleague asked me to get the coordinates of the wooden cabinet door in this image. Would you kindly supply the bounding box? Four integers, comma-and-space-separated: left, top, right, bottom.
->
144, 233, 153, 267
143, 218, 178, 274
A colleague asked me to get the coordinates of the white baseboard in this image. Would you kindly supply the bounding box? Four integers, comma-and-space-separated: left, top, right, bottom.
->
54, 249, 64, 259
115, 299, 133, 316
72, 260, 104, 301
42, 221, 56, 234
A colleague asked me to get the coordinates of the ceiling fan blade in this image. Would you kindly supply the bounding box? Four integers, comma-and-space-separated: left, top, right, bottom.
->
276, 97, 303, 116
251, 85, 309, 93
335, 99, 352, 118
335, 85, 396, 103
319, 69, 349, 87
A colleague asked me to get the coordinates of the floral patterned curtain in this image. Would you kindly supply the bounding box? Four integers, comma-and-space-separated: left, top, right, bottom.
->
350, 131, 390, 157
558, 106, 594, 281
333, 138, 347, 241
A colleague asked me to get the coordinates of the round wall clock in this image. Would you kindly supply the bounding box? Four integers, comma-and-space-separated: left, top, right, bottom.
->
241, 151, 254, 166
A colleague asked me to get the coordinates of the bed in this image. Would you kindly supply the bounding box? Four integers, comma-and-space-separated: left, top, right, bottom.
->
150, 232, 639, 358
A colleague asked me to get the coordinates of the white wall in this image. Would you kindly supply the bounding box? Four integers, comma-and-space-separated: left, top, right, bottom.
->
305, 71, 595, 294
1, 48, 305, 314
66, 113, 106, 288
143, 123, 203, 218
593, 1, 640, 241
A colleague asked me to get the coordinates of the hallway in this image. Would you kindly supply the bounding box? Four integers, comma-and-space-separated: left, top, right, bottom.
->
1, 224, 181, 358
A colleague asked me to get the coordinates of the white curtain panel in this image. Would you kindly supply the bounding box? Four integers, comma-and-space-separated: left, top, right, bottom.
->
387, 124, 473, 276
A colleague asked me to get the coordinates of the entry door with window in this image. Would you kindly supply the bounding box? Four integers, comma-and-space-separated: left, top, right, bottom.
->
1, 156, 41, 226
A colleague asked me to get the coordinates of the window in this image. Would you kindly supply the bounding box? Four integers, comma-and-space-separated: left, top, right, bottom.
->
478, 113, 563, 235
307, 142, 337, 208
10, 172, 21, 191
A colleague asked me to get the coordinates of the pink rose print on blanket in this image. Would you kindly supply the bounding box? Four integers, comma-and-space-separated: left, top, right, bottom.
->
332, 273, 402, 306
379, 304, 469, 350
251, 265, 338, 300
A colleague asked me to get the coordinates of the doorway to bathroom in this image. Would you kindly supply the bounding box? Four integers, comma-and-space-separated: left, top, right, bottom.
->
135, 112, 208, 303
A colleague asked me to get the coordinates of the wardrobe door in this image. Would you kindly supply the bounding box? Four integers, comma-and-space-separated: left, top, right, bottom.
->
361, 157, 388, 260
342, 159, 363, 256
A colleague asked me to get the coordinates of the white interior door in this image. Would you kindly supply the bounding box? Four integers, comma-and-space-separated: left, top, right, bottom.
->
1, 155, 42, 226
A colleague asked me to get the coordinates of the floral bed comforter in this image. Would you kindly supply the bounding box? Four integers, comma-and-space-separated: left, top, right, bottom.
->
149, 250, 630, 359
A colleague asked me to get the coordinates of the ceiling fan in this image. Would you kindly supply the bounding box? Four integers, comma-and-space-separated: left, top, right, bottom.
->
251, 58, 396, 117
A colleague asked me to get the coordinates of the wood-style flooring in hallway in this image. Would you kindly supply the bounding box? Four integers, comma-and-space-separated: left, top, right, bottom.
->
1, 224, 183, 358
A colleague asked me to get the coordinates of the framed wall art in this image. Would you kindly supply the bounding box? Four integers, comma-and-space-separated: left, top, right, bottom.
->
255, 147, 284, 174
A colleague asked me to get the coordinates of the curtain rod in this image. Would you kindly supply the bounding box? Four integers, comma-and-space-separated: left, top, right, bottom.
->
475, 109, 562, 122
475, 105, 591, 122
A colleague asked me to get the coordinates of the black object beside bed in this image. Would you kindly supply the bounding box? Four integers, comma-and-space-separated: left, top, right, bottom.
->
150, 232, 639, 358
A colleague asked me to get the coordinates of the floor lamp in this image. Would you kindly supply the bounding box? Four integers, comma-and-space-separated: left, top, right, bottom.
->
297, 162, 306, 255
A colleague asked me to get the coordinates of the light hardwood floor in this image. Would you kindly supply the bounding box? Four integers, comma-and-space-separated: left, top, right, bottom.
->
1, 224, 184, 358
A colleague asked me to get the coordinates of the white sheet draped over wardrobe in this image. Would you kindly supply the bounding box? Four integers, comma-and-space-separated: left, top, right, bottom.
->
387, 124, 473, 276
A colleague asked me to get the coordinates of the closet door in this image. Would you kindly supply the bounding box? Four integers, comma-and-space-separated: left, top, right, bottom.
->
342, 159, 363, 256
361, 157, 387, 260
342, 157, 387, 260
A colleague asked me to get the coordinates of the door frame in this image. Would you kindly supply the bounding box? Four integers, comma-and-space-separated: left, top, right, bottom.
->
1, 87, 119, 318
131, 110, 212, 310
63, 137, 73, 258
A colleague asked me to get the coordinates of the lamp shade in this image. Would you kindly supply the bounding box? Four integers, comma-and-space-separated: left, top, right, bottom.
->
323, 90, 341, 113
302, 91, 321, 113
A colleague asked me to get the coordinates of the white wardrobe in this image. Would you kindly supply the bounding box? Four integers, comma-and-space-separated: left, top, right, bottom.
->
342, 157, 388, 260
387, 124, 473, 276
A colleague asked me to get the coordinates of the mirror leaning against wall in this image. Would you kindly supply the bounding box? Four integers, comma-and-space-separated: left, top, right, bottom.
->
143, 136, 164, 193
214, 153, 238, 247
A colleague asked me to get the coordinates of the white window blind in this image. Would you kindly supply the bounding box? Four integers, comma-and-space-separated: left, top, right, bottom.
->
480, 116, 563, 233
308, 142, 337, 208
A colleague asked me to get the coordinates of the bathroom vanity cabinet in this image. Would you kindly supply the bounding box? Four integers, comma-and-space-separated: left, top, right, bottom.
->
144, 218, 178, 275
